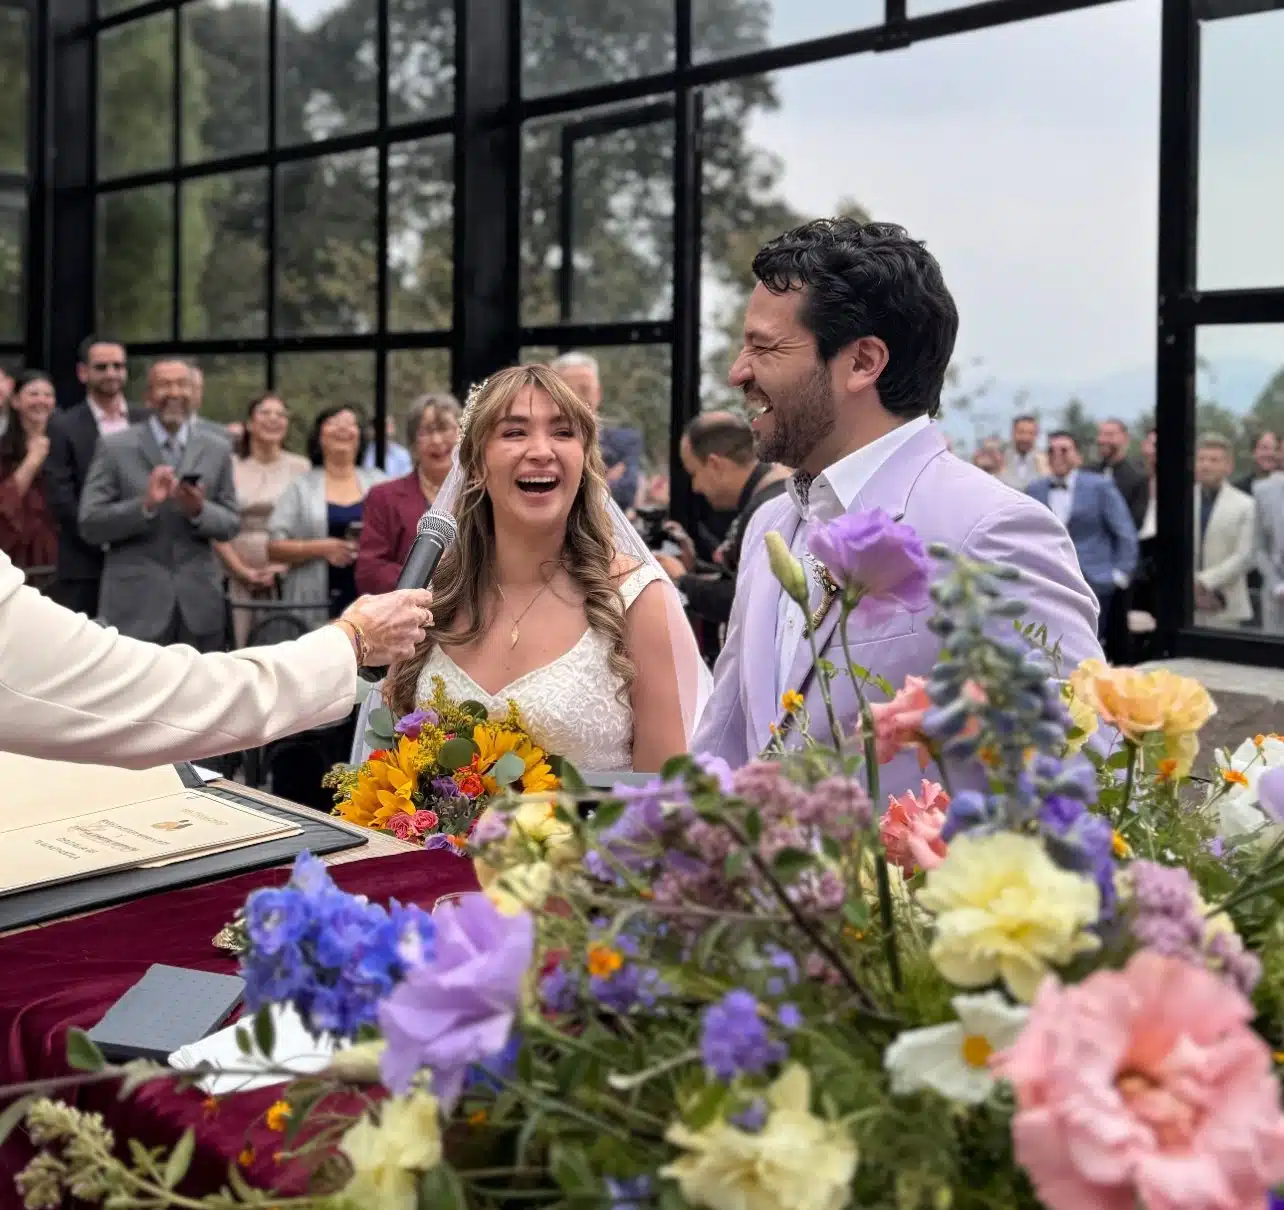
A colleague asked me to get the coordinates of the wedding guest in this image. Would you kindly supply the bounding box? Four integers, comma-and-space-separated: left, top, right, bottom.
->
216, 393, 310, 647
362, 414, 415, 477
695, 218, 1102, 794
0, 371, 58, 589
551, 352, 642, 510
998, 414, 1047, 491
1237, 431, 1278, 627
1192, 433, 1255, 628
971, 436, 1005, 476
267, 404, 386, 630
0, 543, 433, 769
356, 393, 460, 595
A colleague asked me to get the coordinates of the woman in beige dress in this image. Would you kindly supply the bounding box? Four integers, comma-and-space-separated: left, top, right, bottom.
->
217, 394, 310, 646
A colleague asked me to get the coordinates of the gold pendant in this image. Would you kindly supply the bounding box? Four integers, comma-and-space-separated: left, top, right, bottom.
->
510, 625, 520, 648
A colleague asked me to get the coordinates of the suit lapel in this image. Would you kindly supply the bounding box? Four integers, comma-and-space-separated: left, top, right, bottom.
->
138, 420, 166, 470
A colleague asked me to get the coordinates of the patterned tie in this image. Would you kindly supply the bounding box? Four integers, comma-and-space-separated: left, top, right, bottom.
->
792, 470, 814, 510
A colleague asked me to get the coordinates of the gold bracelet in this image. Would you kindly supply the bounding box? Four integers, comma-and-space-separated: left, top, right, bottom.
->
333, 616, 370, 665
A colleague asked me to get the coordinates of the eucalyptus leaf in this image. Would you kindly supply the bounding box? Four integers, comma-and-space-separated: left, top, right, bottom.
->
490, 750, 526, 788
163, 1128, 196, 1189
367, 706, 396, 737
235, 1025, 252, 1056
459, 699, 489, 720
661, 753, 695, 781
0, 1096, 33, 1147
363, 728, 389, 751
253, 1006, 275, 1059
438, 737, 480, 771
590, 800, 625, 831
66, 1028, 105, 1072
547, 754, 587, 794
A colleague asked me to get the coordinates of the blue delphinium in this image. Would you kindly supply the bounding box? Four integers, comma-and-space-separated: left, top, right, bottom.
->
1038, 794, 1117, 916
240, 852, 435, 1039
729, 1099, 768, 1133
605, 1176, 653, 1210
700, 989, 786, 1082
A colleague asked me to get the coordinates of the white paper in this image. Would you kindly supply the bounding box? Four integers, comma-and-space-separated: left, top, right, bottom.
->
168, 1004, 342, 1095
190, 765, 222, 784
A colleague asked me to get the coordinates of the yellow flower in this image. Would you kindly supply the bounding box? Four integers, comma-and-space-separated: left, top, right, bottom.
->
918, 832, 1101, 1003
1111, 830, 1132, 859
662, 1064, 858, 1210
472, 723, 560, 795
1061, 682, 1098, 754
338, 1089, 442, 1210
587, 943, 623, 978
780, 690, 805, 714
485, 861, 554, 916
264, 1100, 291, 1132
1068, 659, 1214, 776
337, 737, 423, 829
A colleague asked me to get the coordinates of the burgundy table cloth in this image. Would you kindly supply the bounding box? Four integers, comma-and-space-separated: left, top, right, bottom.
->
0, 850, 479, 1208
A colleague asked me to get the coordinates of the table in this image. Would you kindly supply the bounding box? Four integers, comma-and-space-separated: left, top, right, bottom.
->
0, 783, 480, 1208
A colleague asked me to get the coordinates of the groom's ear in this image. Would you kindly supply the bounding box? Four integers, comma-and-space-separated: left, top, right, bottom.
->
838, 336, 889, 397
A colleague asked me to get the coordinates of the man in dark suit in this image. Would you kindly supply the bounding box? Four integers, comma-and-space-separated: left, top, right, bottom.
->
1028, 430, 1139, 643
78, 358, 240, 650
1094, 417, 1149, 661
44, 337, 148, 618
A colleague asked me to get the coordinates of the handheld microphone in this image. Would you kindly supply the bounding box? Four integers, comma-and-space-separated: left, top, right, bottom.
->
358, 509, 458, 683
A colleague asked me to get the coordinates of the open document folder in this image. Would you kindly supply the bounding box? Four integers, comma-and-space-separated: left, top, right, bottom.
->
0, 754, 299, 896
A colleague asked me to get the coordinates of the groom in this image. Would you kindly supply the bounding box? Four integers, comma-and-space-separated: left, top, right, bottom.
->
692, 219, 1104, 795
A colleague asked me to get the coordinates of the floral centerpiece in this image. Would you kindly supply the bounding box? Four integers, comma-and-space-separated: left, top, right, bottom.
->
9, 511, 1284, 1210
323, 676, 569, 844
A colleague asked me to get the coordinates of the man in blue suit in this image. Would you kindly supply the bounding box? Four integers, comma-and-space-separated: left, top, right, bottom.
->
1027, 430, 1139, 640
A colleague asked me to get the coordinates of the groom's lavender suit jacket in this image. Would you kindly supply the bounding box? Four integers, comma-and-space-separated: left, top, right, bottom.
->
692, 425, 1106, 795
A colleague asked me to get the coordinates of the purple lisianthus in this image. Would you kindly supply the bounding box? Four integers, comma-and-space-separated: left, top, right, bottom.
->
700, 989, 786, 1082
395, 708, 437, 739
606, 1176, 653, 1210
1258, 767, 1284, 824
470, 810, 509, 847
378, 893, 533, 1107
424, 833, 467, 856
807, 508, 931, 626
1037, 797, 1116, 916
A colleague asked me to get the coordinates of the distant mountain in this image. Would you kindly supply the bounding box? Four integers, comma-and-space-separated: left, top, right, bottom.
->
941, 356, 1283, 443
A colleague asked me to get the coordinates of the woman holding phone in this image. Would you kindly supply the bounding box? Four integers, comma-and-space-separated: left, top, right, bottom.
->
266, 405, 386, 630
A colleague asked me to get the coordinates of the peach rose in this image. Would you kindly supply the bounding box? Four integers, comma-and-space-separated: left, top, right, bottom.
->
880, 779, 950, 875
869, 676, 933, 767
992, 950, 1284, 1210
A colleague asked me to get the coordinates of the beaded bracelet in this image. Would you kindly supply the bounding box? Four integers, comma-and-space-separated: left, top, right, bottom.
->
332, 615, 370, 665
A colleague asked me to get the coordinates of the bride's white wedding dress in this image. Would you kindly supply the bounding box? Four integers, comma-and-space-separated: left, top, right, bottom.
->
413, 564, 664, 774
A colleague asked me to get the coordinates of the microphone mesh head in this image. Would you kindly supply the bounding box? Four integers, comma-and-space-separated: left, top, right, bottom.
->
417, 509, 459, 545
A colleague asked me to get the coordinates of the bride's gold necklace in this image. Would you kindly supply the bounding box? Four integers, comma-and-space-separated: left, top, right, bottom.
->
496, 580, 552, 649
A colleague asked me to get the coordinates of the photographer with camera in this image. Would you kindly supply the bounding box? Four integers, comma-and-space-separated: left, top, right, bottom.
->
656, 412, 790, 640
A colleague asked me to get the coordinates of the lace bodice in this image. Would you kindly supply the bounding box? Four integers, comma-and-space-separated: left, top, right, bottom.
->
415, 566, 663, 774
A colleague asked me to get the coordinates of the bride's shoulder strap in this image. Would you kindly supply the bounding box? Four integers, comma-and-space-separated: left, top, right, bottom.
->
616, 562, 664, 609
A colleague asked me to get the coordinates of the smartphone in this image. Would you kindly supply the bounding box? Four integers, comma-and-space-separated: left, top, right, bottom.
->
179, 472, 202, 486
345, 521, 364, 541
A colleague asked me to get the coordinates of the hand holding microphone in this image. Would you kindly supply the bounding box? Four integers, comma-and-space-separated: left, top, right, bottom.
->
358, 510, 458, 682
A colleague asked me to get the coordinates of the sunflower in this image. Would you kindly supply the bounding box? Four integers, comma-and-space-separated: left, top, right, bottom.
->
473, 723, 558, 794
335, 736, 423, 829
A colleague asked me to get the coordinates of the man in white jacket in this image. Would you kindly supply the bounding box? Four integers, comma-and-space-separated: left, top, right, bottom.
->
0, 551, 431, 768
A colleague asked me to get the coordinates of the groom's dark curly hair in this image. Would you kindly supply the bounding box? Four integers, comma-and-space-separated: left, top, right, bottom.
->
751, 218, 959, 419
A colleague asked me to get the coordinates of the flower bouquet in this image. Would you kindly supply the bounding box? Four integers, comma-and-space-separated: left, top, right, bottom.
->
323, 675, 571, 845
10, 511, 1284, 1210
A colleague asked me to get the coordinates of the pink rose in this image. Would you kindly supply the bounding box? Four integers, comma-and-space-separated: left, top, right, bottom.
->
387, 814, 414, 841
992, 951, 1284, 1210
411, 809, 440, 835
868, 676, 932, 767
879, 779, 949, 875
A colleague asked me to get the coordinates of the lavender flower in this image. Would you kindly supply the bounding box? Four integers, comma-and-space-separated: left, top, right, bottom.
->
1128, 861, 1204, 964
424, 833, 466, 856
807, 508, 931, 626
378, 893, 533, 1107
729, 1099, 768, 1133
605, 1176, 654, 1210
395, 708, 437, 739
700, 990, 786, 1082
1206, 930, 1262, 997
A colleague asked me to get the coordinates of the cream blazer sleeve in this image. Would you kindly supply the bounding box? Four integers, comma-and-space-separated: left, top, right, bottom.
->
0, 553, 358, 768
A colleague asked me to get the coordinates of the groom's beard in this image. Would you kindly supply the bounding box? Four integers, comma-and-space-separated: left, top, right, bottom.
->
751, 364, 836, 470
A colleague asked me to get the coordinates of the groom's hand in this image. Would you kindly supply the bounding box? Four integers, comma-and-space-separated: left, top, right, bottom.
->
340, 589, 434, 665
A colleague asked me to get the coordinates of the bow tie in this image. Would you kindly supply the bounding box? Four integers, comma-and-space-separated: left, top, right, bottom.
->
1051, 477, 1069, 491
792, 470, 814, 509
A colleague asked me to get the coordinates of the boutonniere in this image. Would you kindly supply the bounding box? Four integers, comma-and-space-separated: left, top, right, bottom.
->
805, 552, 840, 630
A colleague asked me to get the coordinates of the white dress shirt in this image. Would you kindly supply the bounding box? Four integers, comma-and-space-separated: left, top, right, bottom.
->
776, 415, 932, 697
89, 398, 132, 437
1047, 468, 1077, 528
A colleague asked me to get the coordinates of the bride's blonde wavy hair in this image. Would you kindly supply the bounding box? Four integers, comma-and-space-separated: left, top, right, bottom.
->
386, 363, 634, 717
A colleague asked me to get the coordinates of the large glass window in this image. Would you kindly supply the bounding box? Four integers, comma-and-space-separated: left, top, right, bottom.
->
96, 185, 175, 341
181, 169, 269, 339
0, 191, 23, 342
388, 136, 454, 332
691, 0, 881, 64
0, 7, 27, 177
182, 0, 269, 164
523, 1, 674, 99
278, 0, 378, 146
98, 12, 176, 180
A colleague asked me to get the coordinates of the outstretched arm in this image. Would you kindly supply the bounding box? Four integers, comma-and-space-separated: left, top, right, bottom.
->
627, 580, 692, 772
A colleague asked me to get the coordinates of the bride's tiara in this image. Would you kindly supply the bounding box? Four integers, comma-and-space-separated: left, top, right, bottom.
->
458, 375, 490, 441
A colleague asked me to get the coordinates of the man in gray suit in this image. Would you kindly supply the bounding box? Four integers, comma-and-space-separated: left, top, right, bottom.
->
1255, 469, 1284, 634
79, 359, 240, 650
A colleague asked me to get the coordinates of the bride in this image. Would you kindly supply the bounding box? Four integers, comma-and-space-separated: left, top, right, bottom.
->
380, 364, 710, 773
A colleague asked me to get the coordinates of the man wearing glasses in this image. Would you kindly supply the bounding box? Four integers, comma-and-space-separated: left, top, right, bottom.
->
45, 337, 147, 618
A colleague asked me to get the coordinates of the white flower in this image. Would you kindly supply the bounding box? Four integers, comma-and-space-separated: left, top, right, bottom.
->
1211, 735, 1284, 841
883, 991, 1028, 1105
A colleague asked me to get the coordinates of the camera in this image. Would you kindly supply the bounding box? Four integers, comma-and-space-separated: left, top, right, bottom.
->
633, 506, 669, 552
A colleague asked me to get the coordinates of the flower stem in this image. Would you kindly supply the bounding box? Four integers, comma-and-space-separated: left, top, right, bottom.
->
805, 613, 844, 753
839, 614, 903, 993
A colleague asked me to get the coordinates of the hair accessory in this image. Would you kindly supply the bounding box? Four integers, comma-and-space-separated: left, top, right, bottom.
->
458, 376, 490, 441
